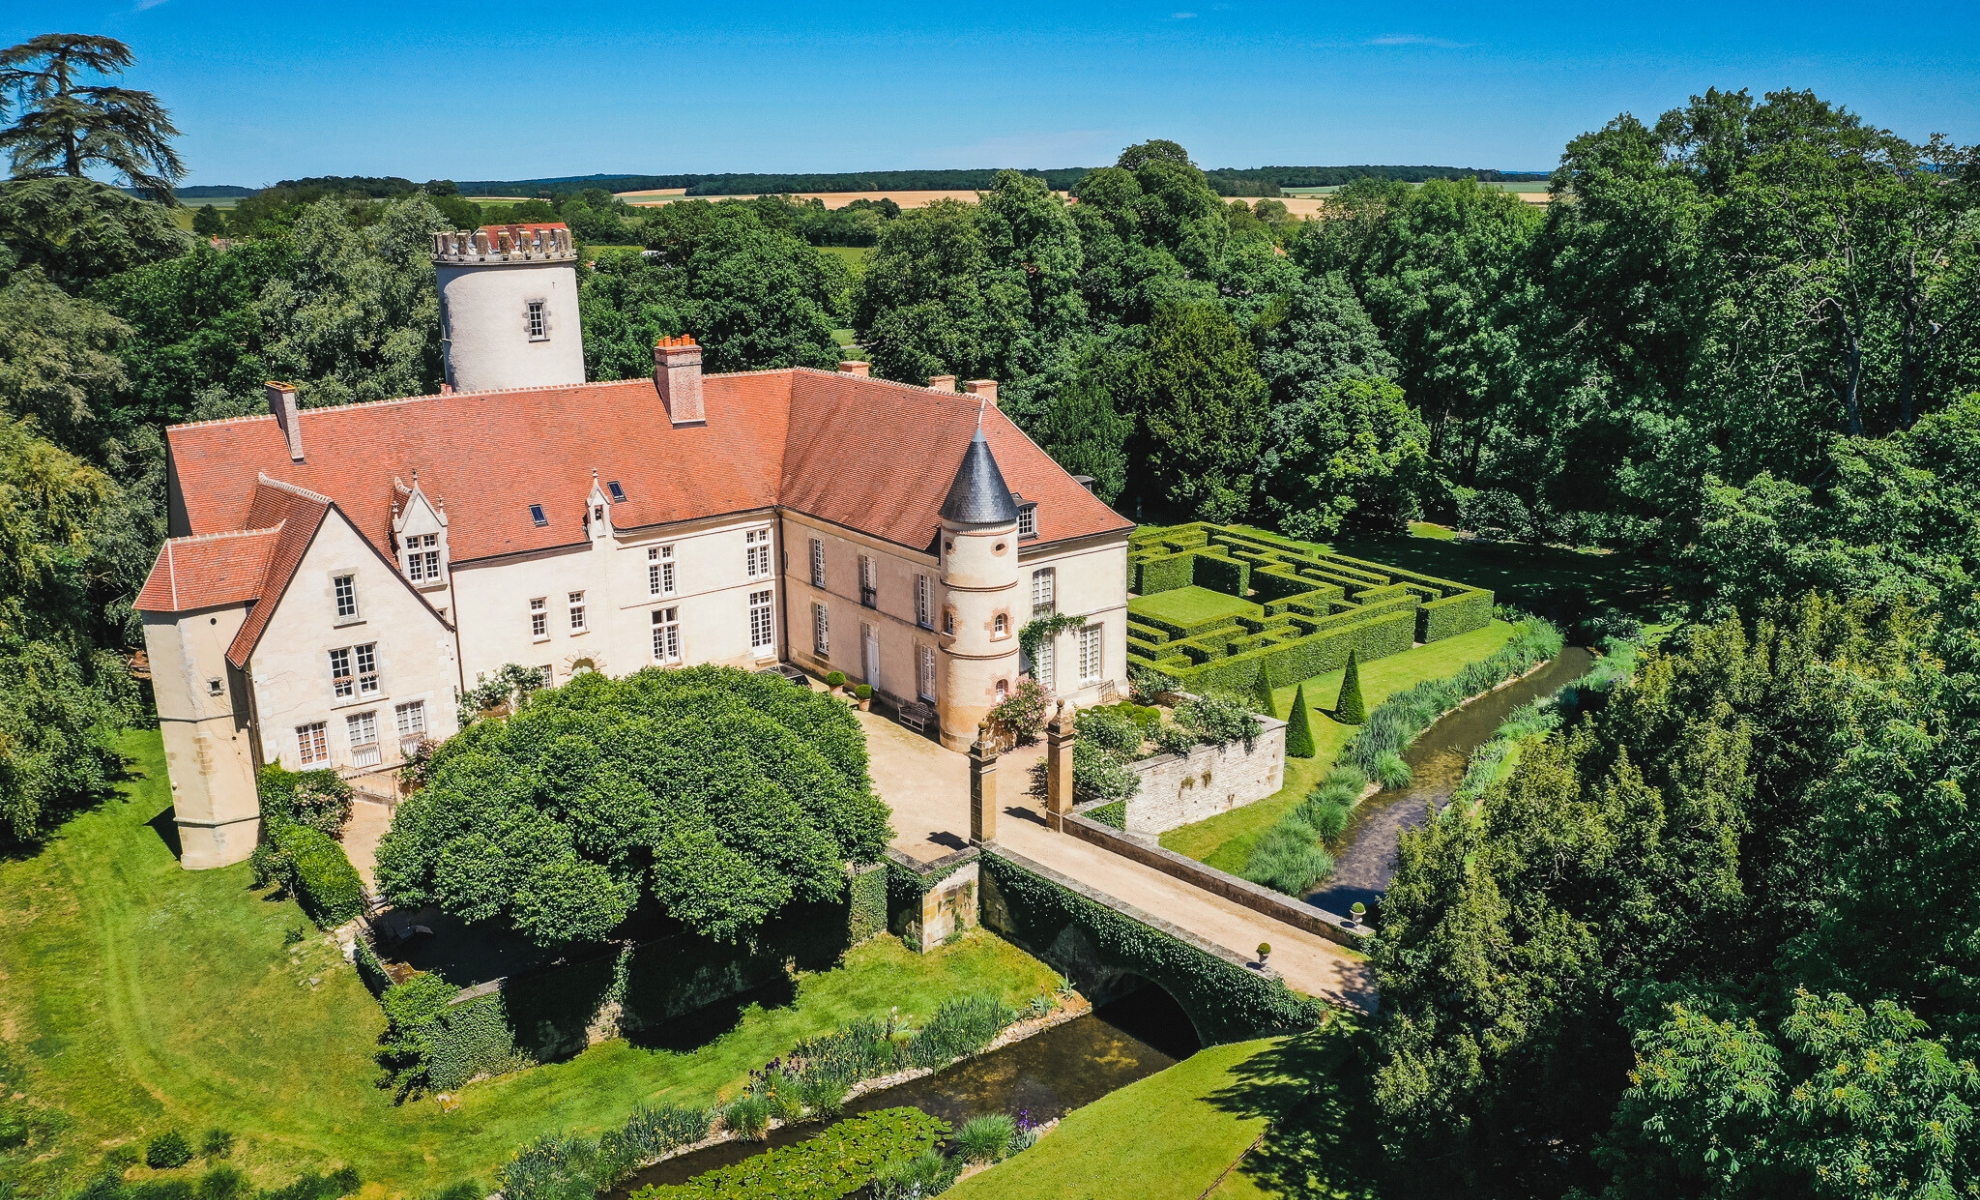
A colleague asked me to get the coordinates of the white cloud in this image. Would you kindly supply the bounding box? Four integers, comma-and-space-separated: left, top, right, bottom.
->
1366, 33, 1465, 48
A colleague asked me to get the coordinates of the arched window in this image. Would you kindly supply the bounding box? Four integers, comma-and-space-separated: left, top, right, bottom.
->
994, 613, 1008, 637
995, 679, 1009, 700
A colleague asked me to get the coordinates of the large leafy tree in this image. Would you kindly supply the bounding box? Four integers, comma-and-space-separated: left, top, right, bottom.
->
255, 196, 449, 407
1256, 378, 1434, 540
1369, 593, 1980, 1197
376, 667, 892, 945
582, 202, 842, 378
1121, 301, 1268, 522
0, 34, 184, 200
0, 176, 189, 292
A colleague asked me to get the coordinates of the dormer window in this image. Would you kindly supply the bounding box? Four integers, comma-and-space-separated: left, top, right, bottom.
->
1017, 502, 1038, 539
404, 532, 441, 583
529, 503, 548, 527
607, 480, 626, 502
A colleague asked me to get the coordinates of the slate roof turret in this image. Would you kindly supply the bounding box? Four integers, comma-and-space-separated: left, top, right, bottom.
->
938, 426, 1020, 526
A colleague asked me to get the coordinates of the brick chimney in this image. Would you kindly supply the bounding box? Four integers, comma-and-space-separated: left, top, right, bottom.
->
927, 374, 957, 392
837, 361, 870, 377
654, 336, 705, 425
963, 379, 998, 407
265, 381, 303, 461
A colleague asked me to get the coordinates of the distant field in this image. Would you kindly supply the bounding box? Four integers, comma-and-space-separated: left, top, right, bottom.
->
818, 245, 874, 274
618, 189, 1051, 209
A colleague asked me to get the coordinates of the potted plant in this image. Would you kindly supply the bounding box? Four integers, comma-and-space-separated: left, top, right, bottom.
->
1256, 942, 1272, 967
854, 683, 873, 712
1349, 901, 1367, 926
825, 670, 847, 693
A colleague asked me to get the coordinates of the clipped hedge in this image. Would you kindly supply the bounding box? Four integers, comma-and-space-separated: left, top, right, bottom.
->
631, 1108, 950, 1200
1081, 800, 1127, 830
272, 823, 365, 927
978, 850, 1324, 1044
1183, 606, 1416, 696
1420, 589, 1495, 643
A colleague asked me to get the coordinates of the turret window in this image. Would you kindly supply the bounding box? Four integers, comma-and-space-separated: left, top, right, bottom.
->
993, 613, 1009, 638
526, 300, 549, 341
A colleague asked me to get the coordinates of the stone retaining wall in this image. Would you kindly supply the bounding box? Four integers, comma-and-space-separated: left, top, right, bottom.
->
1119, 713, 1287, 835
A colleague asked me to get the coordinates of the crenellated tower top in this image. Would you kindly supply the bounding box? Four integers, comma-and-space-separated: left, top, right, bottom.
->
432, 222, 577, 264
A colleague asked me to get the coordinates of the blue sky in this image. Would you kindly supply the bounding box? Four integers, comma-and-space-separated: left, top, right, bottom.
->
7, 1, 1978, 187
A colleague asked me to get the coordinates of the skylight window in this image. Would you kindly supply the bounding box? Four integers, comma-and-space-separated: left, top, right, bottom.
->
607, 480, 626, 502
529, 503, 548, 527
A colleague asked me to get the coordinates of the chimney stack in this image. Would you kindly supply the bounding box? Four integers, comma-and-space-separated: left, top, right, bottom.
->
837, 361, 870, 377
265, 381, 303, 461
654, 336, 705, 425
963, 379, 999, 407
927, 375, 957, 392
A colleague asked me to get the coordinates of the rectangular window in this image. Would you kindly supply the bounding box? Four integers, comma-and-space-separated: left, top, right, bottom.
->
943, 608, 955, 636
537, 663, 556, 687
329, 647, 354, 699
859, 555, 877, 608
918, 644, 936, 702
813, 602, 830, 658
651, 606, 681, 662
568, 591, 586, 632
916, 574, 933, 629
1018, 503, 1038, 539
749, 589, 775, 655
746, 528, 772, 579
405, 533, 441, 583
648, 544, 676, 596
809, 537, 825, 587
297, 722, 329, 766
396, 701, 426, 758
348, 710, 380, 768
333, 574, 358, 619
1031, 568, 1054, 614
529, 503, 548, 527
355, 642, 380, 697
1079, 624, 1103, 685
607, 480, 626, 502
526, 299, 548, 341
1036, 641, 1056, 692
530, 597, 548, 639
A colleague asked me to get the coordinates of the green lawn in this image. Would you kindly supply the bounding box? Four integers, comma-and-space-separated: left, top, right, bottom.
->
0, 729, 1060, 1198
1130, 585, 1261, 626
950, 1039, 1277, 1200
1160, 621, 1517, 871
954, 1018, 1389, 1200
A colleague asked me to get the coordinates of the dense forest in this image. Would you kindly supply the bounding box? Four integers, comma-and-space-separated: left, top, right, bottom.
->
6, 30, 1980, 1193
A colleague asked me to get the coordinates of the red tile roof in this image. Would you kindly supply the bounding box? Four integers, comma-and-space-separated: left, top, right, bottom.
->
165, 369, 1130, 567
134, 526, 282, 614
223, 477, 334, 668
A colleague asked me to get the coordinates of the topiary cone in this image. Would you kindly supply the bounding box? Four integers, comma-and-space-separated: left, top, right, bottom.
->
1286, 682, 1318, 757
1336, 649, 1366, 725
1253, 670, 1278, 719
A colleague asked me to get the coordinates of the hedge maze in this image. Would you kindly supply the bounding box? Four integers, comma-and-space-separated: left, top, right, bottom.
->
1128, 523, 1493, 695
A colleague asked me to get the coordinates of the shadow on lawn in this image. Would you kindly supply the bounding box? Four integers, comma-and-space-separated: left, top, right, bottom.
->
1209, 1016, 1390, 1200
1333, 534, 1677, 628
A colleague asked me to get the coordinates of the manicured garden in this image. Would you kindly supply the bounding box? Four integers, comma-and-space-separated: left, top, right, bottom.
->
0, 730, 1060, 1198
1158, 620, 1517, 872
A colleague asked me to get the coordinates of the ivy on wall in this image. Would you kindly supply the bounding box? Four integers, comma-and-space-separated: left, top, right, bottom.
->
977, 851, 1324, 1044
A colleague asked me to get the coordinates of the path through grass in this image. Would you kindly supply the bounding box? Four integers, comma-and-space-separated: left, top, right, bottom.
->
1160, 621, 1517, 872
0, 730, 1059, 1197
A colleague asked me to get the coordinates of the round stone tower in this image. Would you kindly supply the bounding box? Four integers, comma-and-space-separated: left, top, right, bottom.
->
431, 223, 585, 393
937, 425, 1022, 751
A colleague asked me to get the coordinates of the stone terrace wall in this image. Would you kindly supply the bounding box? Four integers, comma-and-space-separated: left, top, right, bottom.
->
1122, 714, 1286, 836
